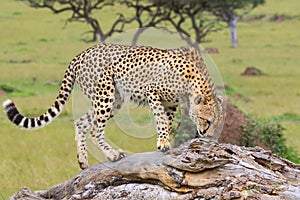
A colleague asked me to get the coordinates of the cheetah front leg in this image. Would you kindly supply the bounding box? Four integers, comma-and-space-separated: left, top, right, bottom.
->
145, 86, 171, 152
74, 108, 93, 169
165, 106, 177, 134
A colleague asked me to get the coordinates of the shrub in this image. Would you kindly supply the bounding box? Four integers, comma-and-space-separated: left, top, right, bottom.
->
0, 83, 16, 93
241, 118, 300, 164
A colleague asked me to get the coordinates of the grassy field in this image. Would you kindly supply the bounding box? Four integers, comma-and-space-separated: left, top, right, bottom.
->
0, 0, 300, 198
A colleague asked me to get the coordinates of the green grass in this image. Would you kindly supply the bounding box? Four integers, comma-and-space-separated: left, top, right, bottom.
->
1, 0, 300, 198
0, 120, 78, 196
253, 0, 300, 16
277, 113, 300, 121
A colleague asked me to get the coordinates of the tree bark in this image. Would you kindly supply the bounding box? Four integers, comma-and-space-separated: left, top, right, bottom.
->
10, 138, 300, 200
229, 18, 239, 48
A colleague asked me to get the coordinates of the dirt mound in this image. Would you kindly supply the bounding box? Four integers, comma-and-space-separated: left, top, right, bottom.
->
218, 100, 251, 145
204, 47, 219, 54
241, 66, 264, 76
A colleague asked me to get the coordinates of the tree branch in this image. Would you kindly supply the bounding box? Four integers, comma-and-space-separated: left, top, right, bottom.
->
21, 0, 131, 42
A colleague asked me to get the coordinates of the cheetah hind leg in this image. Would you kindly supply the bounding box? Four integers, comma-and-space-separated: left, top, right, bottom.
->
74, 108, 93, 169
89, 91, 126, 162
103, 88, 126, 161
89, 119, 126, 162
75, 106, 125, 169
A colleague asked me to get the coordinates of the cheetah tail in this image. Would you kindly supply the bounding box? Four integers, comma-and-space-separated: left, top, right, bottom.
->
2, 67, 75, 130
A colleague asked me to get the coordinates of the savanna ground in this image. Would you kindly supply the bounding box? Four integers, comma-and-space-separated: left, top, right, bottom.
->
0, 0, 300, 198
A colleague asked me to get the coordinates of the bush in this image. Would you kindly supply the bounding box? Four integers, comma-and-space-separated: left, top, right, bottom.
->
0, 83, 35, 97
241, 118, 300, 164
0, 83, 16, 93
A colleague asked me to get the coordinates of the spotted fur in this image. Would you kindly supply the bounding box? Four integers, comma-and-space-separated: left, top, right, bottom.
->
3, 43, 224, 169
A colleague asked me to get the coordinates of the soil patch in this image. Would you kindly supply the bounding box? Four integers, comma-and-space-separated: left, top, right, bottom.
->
219, 100, 251, 145
241, 66, 264, 76
0, 89, 7, 96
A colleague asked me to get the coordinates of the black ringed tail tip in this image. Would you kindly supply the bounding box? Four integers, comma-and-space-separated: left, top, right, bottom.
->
2, 99, 14, 111
2, 99, 24, 126
2, 99, 17, 119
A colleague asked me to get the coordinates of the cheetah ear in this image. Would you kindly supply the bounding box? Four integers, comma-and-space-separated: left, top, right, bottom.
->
216, 93, 224, 105
194, 94, 203, 104
215, 93, 225, 109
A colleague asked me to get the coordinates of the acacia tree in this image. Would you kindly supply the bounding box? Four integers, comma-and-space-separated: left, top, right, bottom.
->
22, 0, 224, 46
157, 0, 222, 45
21, 0, 133, 42
208, 0, 265, 48
22, 0, 264, 47
121, 0, 223, 48
120, 0, 172, 45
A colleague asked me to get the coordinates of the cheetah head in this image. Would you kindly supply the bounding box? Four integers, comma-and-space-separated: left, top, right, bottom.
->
189, 93, 224, 138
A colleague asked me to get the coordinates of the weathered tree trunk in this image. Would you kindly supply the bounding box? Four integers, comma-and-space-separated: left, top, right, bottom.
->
131, 27, 147, 46
10, 138, 300, 200
229, 18, 239, 48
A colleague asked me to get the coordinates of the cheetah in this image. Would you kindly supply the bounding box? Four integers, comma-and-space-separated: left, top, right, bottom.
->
3, 43, 224, 169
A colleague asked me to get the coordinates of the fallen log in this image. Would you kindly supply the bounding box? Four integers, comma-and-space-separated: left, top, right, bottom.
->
11, 138, 300, 199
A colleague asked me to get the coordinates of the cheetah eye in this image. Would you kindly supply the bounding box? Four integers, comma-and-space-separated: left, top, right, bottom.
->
194, 95, 202, 104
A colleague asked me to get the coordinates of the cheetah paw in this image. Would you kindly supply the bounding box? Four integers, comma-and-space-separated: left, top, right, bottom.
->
77, 155, 89, 170
157, 139, 170, 152
78, 161, 89, 170
106, 149, 126, 162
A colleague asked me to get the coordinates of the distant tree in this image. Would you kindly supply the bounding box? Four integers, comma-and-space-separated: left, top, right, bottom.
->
21, 0, 133, 42
22, 0, 224, 46
122, 0, 223, 47
159, 0, 223, 46
22, 0, 263, 47
120, 0, 170, 45
208, 0, 265, 48
121, 0, 265, 47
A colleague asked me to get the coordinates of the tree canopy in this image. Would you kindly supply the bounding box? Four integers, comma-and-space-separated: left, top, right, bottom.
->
22, 0, 264, 46
207, 0, 265, 47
